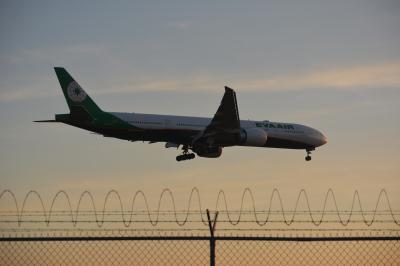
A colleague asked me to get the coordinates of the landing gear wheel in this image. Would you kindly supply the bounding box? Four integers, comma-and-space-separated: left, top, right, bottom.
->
305, 149, 312, 161
176, 153, 195, 161
176, 145, 195, 161
182, 145, 189, 155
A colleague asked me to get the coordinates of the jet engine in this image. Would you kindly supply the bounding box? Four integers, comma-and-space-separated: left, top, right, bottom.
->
194, 146, 223, 158
240, 128, 268, 146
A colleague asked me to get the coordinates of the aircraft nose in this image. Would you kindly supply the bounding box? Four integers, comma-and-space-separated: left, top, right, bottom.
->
319, 134, 328, 146
322, 135, 328, 145
312, 129, 327, 147
308, 127, 328, 147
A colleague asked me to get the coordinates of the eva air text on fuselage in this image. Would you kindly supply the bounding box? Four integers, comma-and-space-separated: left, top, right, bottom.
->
255, 122, 295, 130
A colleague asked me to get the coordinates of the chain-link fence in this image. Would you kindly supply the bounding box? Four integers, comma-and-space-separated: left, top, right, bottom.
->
216, 236, 400, 266
1, 235, 399, 266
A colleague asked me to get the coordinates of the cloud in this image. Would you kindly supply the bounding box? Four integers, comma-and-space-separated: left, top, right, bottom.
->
1, 61, 400, 102
245, 61, 400, 91
105, 61, 400, 94
0, 87, 57, 102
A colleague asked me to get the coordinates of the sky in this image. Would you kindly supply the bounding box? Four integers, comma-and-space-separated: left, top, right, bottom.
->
0, 0, 400, 221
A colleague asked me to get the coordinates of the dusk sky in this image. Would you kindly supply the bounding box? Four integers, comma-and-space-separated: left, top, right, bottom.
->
0, 0, 399, 214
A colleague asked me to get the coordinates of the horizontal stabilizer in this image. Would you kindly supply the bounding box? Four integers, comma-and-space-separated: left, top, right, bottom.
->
34, 120, 58, 122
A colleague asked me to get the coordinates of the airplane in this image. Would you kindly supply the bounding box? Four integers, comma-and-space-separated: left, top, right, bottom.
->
36, 67, 327, 162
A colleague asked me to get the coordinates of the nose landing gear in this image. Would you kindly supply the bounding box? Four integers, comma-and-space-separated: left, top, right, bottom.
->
176, 145, 196, 161
305, 149, 312, 161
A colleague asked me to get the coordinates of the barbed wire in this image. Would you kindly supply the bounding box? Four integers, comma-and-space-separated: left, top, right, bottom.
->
0, 188, 399, 227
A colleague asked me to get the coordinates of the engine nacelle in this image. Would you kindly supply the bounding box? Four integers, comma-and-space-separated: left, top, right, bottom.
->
194, 146, 223, 158
240, 128, 268, 146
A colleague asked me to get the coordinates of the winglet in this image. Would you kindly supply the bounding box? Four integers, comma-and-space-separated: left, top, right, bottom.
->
206, 86, 240, 132
224, 86, 233, 92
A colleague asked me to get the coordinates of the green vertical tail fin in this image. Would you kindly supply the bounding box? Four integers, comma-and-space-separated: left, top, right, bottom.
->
54, 67, 103, 122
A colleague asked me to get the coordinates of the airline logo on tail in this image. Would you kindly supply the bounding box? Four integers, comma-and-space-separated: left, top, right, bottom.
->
67, 81, 87, 102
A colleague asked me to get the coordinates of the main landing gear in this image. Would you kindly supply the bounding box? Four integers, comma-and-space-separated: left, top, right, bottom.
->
305, 149, 312, 161
176, 145, 196, 161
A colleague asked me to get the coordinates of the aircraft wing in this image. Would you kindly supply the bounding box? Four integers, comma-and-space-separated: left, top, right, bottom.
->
193, 86, 241, 146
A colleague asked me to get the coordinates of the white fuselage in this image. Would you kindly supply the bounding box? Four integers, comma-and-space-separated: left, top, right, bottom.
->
111, 112, 327, 149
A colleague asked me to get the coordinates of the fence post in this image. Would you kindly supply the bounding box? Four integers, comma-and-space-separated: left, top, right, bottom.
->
206, 209, 219, 266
